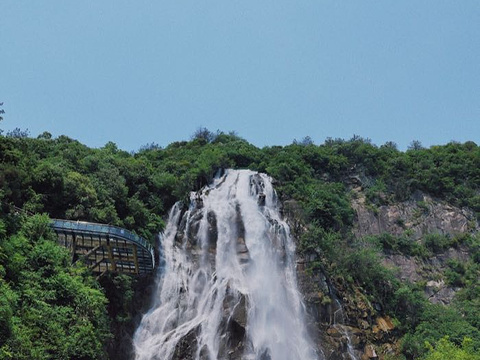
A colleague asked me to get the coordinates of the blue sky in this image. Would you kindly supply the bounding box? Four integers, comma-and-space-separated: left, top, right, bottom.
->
1, 1, 479, 151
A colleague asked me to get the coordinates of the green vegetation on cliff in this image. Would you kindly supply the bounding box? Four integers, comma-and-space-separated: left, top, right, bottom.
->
0, 130, 479, 359
0, 215, 110, 359
422, 336, 480, 360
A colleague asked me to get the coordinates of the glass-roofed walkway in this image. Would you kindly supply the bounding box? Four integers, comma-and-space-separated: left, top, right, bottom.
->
50, 219, 155, 275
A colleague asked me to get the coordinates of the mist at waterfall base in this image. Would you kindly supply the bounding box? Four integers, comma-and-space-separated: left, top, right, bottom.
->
133, 170, 320, 360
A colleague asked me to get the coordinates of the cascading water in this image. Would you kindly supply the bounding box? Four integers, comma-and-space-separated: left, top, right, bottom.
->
332, 298, 358, 360
133, 169, 319, 360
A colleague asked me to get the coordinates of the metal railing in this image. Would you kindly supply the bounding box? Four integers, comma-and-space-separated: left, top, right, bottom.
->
50, 219, 155, 264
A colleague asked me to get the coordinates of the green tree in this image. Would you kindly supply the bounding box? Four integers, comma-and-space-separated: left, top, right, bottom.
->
422, 337, 480, 360
0, 215, 110, 359
0, 102, 4, 134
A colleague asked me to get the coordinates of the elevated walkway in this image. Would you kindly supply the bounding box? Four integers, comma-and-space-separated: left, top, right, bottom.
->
51, 219, 155, 275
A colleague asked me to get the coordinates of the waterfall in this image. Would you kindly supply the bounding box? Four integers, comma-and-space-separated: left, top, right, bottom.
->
332, 298, 358, 360
133, 169, 319, 360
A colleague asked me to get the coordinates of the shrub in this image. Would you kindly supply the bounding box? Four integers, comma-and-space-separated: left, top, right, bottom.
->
423, 233, 451, 254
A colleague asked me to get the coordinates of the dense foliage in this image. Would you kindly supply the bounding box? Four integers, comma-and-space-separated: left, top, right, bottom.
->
422, 337, 480, 360
0, 215, 110, 359
0, 130, 479, 359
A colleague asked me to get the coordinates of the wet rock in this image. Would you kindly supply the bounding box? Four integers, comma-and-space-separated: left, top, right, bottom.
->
236, 237, 248, 254
326, 327, 342, 338
172, 328, 197, 360
207, 210, 218, 249
350, 332, 362, 346
258, 193, 266, 206
185, 210, 204, 248
217, 293, 247, 359
226, 341, 245, 360
230, 295, 247, 328
194, 196, 204, 208
250, 174, 266, 196
236, 237, 250, 264
362, 344, 378, 359
235, 203, 246, 239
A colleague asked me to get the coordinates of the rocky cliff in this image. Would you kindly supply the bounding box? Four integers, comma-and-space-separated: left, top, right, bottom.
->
353, 188, 478, 304
294, 185, 479, 360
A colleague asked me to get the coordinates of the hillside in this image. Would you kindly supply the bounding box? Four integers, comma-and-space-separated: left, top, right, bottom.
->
0, 131, 479, 359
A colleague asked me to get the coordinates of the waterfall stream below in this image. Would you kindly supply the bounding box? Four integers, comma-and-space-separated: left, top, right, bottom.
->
332, 298, 358, 360
133, 169, 319, 360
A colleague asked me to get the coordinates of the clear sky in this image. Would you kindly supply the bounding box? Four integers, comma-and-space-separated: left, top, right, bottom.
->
1, 1, 479, 151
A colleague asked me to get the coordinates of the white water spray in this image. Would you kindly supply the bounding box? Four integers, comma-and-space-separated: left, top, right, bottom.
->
134, 170, 319, 360
333, 299, 358, 360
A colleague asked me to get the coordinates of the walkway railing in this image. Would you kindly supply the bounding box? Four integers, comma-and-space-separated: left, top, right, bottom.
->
50, 219, 155, 275
51, 219, 155, 255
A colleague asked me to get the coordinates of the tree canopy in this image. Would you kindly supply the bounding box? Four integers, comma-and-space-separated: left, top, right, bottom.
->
0, 130, 479, 359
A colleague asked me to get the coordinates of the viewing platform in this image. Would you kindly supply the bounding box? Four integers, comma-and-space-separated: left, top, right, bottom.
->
50, 219, 155, 275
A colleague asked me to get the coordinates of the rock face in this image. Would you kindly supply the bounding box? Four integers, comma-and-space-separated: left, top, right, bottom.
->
352, 188, 479, 239
352, 188, 478, 306
293, 187, 479, 359
382, 246, 471, 305
352, 190, 478, 240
